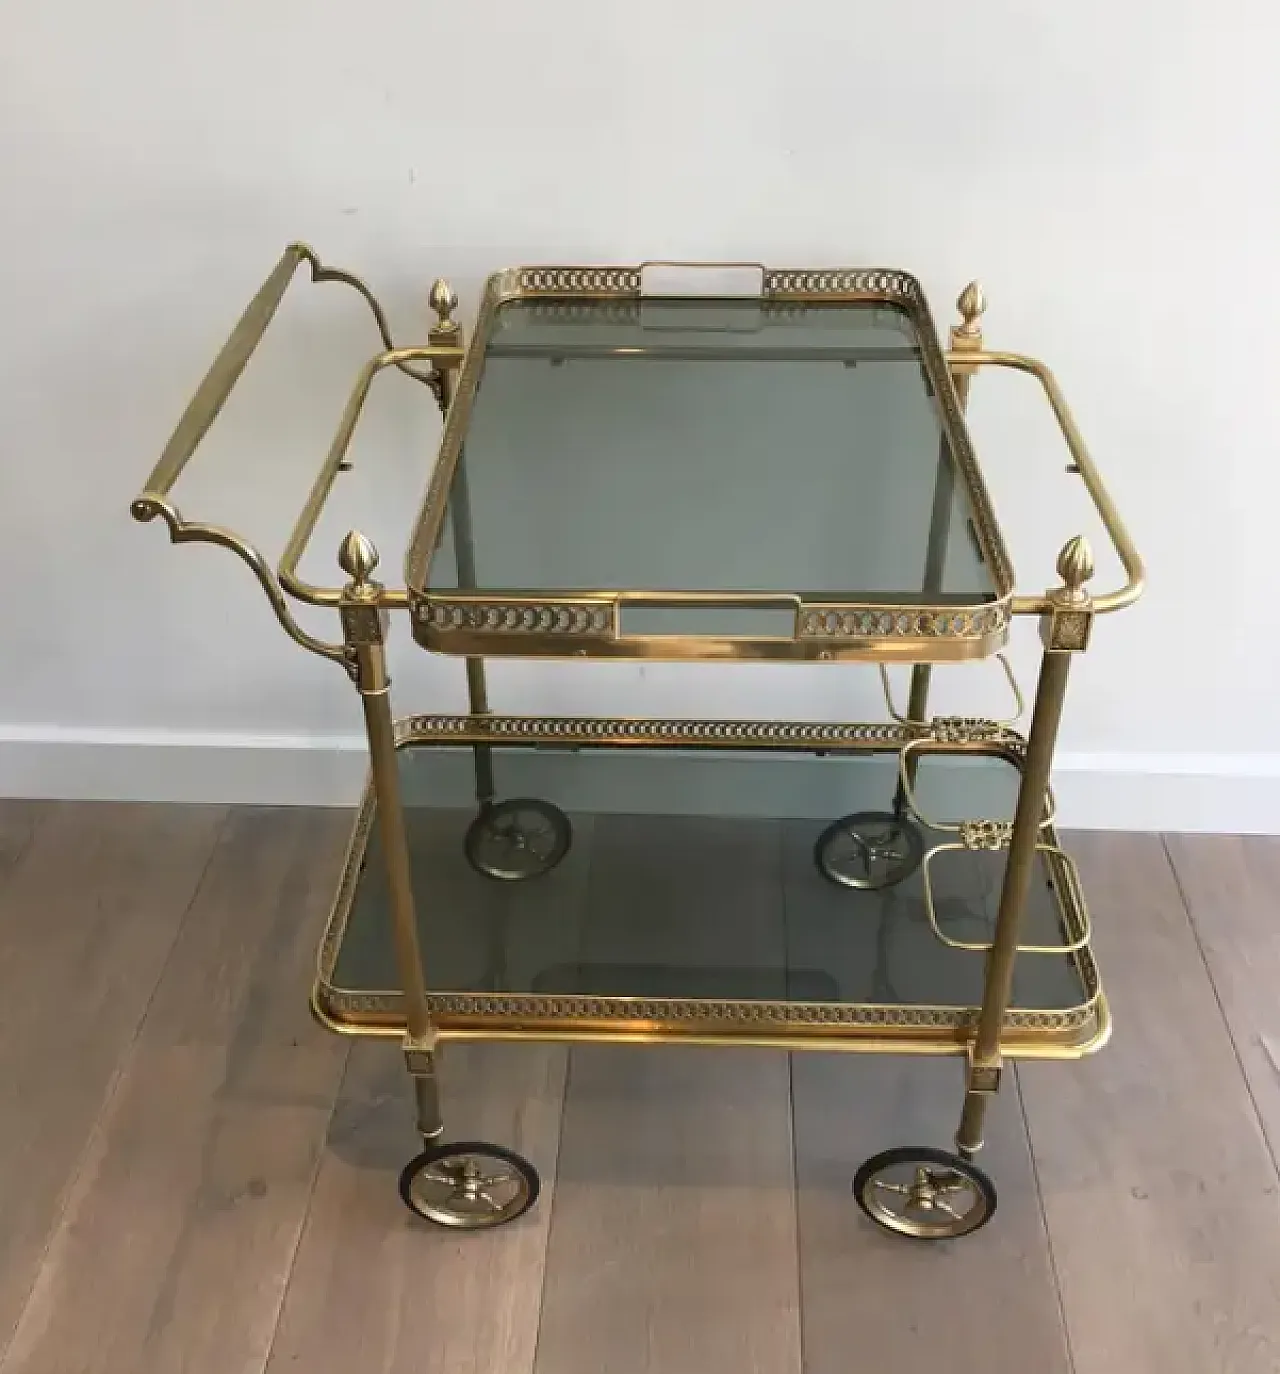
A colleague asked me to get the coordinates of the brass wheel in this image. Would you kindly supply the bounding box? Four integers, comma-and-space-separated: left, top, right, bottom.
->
815, 811, 923, 891
464, 799, 571, 881
854, 1146, 995, 1239
399, 1142, 540, 1230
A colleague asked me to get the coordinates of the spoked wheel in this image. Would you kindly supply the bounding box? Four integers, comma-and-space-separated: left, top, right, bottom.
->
815, 810, 923, 891
464, 798, 572, 881
399, 1141, 540, 1230
853, 1146, 996, 1240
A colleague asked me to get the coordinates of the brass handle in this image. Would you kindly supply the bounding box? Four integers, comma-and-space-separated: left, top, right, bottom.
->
638, 260, 768, 297
131, 243, 355, 667
134, 243, 316, 504
920, 841, 1091, 956
945, 349, 1146, 616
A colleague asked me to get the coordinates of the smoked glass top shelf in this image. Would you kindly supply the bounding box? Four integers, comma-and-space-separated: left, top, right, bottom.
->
404, 267, 1015, 664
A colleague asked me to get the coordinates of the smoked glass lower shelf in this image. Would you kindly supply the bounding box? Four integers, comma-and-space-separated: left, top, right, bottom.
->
314, 725, 1104, 1057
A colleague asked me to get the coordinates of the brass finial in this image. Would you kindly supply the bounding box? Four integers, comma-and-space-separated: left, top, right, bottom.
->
1055, 534, 1095, 602
429, 278, 458, 333
955, 280, 986, 339
338, 530, 380, 588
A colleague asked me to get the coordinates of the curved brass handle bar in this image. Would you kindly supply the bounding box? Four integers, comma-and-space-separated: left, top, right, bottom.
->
945, 349, 1145, 616
131, 496, 350, 669
133, 243, 460, 645
298, 252, 439, 388
277, 344, 466, 609
879, 653, 1025, 729
137, 242, 438, 503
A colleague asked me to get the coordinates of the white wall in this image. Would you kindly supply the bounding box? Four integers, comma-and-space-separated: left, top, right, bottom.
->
2, 0, 1277, 828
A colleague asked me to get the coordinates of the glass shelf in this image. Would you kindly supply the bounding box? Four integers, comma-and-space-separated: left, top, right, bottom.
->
404, 268, 1015, 663
431, 300, 990, 601
316, 731, 1099, 1053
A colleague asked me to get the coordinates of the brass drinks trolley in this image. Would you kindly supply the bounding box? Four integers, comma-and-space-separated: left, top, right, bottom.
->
133, 246, 1143, 1240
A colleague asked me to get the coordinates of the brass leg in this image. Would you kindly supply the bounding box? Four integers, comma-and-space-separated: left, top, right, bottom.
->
465, 657, 495, 806
952, 532, 1096, 1156
427, 284, 495, 807
955, 648, 1072, 1156
955, 1090, 989, 1160
942, 286, 1097, 1163
904, 432, 957, 751
356, 681, 433, 1044
896, 664, 933, 803
894, 292, 974, 798
413, 1067, 443, 1143
449, 459, 493, 803
338, 532, 440, 1142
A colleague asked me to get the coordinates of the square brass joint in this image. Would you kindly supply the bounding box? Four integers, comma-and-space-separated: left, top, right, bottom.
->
339, 601, 389, 647
1041, 603, 1094, 654
402, 1029, 439, 1079
966, 1054, 1003, 1096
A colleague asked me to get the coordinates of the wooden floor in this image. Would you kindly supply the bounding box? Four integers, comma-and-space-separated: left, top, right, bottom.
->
1, 802, 1278, 1373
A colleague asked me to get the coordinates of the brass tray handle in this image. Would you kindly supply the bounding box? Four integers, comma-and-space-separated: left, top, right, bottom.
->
946, 350, 1145, 616
638, 260, 768, 297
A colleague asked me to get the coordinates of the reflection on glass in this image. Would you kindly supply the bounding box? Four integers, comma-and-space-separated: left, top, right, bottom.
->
424, 298, 995, 603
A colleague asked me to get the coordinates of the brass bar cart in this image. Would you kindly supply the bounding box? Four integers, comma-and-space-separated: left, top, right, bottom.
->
133, 248, 1142, 1240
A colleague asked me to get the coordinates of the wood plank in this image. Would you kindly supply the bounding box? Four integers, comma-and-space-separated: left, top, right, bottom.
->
1019, 832, 1280, 1374
1165, 833, 1280, 1165
264, 1039, 567, 1374
534, 1046, 801, 1374
2, 807, 349, 1374
0, 800, 46, 882
0, 801, 225, 1357
535, 816, 799, 1374
792, 1054, 1072, 1373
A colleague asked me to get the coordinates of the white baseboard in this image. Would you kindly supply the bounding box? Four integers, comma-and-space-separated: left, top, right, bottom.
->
1, 725, 1278, 834
0, 726, 370, 808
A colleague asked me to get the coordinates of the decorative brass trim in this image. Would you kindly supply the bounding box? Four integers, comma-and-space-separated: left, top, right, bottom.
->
402, 260, 1016, 664
959, 819, 1014, 850
508, 265, 643, 295
317, 987, 1097, 1036
416, 599, 615, 637
393, 712, 912, 751
797, 603, 1008, 643
762, 267, 919, 298
414, 619, 1009, 663
311, 718, 1103, 1059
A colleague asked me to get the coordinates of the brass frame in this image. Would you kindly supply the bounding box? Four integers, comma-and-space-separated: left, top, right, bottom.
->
131, 244, 1144, 1172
